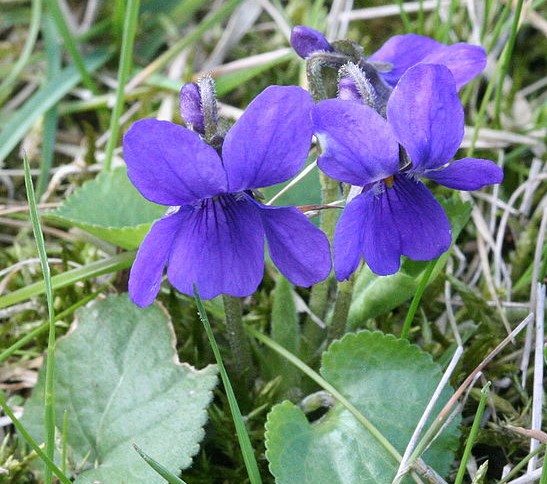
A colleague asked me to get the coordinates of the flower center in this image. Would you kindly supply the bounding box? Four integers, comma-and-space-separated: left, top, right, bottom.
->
384, 175, 395, 188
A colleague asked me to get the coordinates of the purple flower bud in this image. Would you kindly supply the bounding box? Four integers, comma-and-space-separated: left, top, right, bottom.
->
290, 25, 333, 59
179, 82, 204, 133
338, 77, 361, 101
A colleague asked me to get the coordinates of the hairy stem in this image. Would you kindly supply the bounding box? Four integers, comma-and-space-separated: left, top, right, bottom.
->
222, 295, 256, 388
328, 278, 354, 342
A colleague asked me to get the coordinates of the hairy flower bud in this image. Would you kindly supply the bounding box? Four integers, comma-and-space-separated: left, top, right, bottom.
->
338, 77, 361, 101
179, 82, 205, 133
290, 25, 333, 59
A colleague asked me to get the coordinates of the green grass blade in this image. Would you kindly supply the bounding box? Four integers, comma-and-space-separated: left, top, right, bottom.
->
541, 444, 547, 484
23, 155, 56, 484
44, 0, 99, 94
438, 0, 457, 43
0, 398, 71, 484
0, 49, 111, 166
144, 48, 292, 97
493, 0, 524, 126
112, 0, 125, 46
103, 0, 140, 172
498, 443, 545, 483
0, 251, 134, 310
14, 179, 55, 310
0, 323, 49, 363
214, 52, 292, 96
0, 0, 42, 104
193, 288, 263, 484
467, 1, 523, 157
394, 0, 412, 33
133, 444, 188, 484
454, 382, 491, 484
400, 258, 438, 340
128, 0, 242, 89
416, 0, 425, 35
36, 14, 61, 198
486, 3, 512, 53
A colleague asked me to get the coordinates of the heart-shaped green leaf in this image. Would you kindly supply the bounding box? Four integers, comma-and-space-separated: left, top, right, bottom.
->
265, 331, 459, 483
23, 294, 217, 483
47, 167, 165, 249
349, 198, 472, 326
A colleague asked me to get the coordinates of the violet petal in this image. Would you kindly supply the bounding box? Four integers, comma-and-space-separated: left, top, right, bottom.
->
369, 34, 444, 87
387, 64, 464, 172
313, 99, 399, 186
421, 43, 486, 90
358, 188, 404, 276
333, 191, 373, 280
257, 204, 331, 286
222, 86, 314, 192
166, 194, 264, 299
425, 158, 504, 190
123, 119, 227, 205
393, 175, 452, 261
290, 25, 333, 59
128, 209, 187, 307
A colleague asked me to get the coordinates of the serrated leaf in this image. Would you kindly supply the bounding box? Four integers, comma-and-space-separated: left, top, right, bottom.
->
23, 294, 217, 483
47, 167, 165, 249
349, 198, 472, 326
265, 331, 460, 483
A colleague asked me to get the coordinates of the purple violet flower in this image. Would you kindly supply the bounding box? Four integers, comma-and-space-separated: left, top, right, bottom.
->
312, 64, 503, 279
290, 25, 333, 59
369, 33, 487, 90
124, 86, 332, 306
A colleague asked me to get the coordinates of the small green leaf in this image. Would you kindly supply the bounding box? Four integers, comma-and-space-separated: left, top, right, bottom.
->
270, 277, 300, 394
271, 277, 299, 355
47, 167, 165, 249
23, 294, 217, 483
349, 198, 472, 326
265, 331, 460, 483
349, 269, 418, 327
0, 251, 134, 309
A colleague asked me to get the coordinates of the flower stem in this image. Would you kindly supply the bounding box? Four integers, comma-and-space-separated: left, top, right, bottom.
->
299, 172, 339, 363
328, 278, 354, 342
300, 278, 329, 365
222, 295, 256, 389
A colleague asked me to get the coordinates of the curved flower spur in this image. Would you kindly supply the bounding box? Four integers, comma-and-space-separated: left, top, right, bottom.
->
123, 83, 331, 306
312, 63, 503, 279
